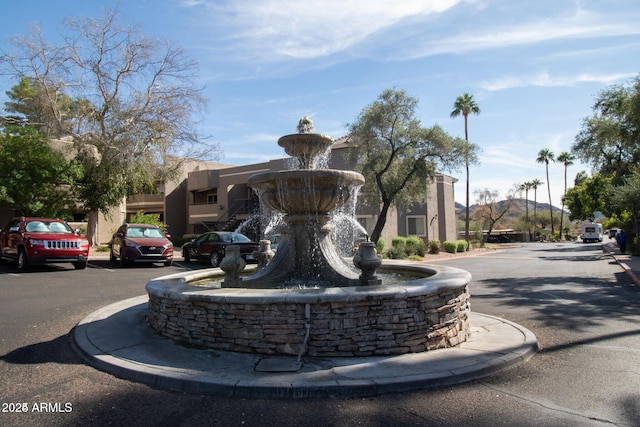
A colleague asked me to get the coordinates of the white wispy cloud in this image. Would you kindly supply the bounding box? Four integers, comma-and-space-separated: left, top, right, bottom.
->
478, 71, 637, 91
181, 0, 465, 60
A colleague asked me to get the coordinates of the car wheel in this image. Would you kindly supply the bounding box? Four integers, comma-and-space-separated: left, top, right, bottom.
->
210, 252, 221, 268
17, 248, 29, 271
119, 249, 128, 267
164, 259, 173, 267
74, 260, 88, 270
183, 249, 191, 262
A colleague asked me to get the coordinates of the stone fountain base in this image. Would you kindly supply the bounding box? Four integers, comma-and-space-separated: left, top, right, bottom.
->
145, 262, 471, 357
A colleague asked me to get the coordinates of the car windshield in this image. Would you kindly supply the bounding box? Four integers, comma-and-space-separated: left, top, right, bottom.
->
127, 227, 165, 238
25, 220, 73, 234
221, 233, 251, 243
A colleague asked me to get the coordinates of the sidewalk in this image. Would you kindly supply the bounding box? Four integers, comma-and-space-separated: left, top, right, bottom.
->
602, 241, 640, 286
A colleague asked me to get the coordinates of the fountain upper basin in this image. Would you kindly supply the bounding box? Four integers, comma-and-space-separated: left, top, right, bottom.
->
247, 169, 365, 214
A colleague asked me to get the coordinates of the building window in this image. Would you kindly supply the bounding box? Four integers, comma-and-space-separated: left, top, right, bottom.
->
407, 216, 426, 236
192, 189, 218, 205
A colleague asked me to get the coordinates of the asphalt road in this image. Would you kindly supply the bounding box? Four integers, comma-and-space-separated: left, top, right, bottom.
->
1, 242, 639, 426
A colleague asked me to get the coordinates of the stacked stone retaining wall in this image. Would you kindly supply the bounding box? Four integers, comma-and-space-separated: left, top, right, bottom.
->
146, 266, 470, 357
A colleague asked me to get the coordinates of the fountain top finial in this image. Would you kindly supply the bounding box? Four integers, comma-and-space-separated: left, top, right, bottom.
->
297, 116, 314, 133
278, 117, 333, 169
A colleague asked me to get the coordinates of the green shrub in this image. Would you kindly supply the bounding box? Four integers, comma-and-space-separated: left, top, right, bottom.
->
376, 238, 386, 254
405, 236, 426, 257
443, 240, 458, 254
386, 236, 427, 259
456, 239, 469, 252
408, 255, 424, 261
427, 240, 440, 254
388, 236, 407, 259
391, 236, 407, 249
387, 246, 404, 259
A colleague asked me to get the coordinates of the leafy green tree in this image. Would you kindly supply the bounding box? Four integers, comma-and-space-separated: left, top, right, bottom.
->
129, 211, 168, 233
572, 75, 640, 184
563, 173, 610, 221
4, 77, 76, 137
451, 92, 481, 243
347, 88, 467, 244
536, 148, 555, 234
0, 125, 82, 216
556, 152, 575, 239
1, 9, 218, 245
608, 168, 640, 251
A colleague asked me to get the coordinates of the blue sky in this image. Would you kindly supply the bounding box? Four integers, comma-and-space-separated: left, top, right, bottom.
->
2, 0, 639, 208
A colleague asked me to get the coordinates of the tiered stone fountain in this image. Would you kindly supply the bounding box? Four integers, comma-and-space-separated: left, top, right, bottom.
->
146, 118, 471, 358
242, 117, 366, 288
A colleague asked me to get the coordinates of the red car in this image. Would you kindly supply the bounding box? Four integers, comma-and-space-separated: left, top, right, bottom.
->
0, 217, 90, 271
109, 223, 174, 267
182, 231, 259, 267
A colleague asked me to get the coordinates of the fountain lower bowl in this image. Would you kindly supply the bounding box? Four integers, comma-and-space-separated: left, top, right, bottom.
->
146, 261, 471, 357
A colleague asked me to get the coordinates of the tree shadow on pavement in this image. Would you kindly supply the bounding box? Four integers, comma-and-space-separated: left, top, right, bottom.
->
1, 333, 82, 365
472, 272, 640, 332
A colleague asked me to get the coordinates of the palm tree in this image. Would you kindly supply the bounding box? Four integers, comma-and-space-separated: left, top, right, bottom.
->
556, 152, 575, 240
531, 178, 543, 239
450, 92, 481, 244
536, 149, 555, 235
520, 181, 533, 239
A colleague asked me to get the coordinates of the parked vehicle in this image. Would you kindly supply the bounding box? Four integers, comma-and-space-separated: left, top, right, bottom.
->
581, 223, 603, 243
110, 223, 174, 266
486, 234, 510, 243
0, 217, 89, 271
182, 231, 259, 267
608, 228, 620, 239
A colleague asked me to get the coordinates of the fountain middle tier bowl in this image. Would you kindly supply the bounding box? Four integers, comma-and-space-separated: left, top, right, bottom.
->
277, 132, 334, 161
247, 169, 365, 215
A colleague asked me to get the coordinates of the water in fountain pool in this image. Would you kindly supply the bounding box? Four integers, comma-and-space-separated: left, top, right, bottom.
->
189, 270, 428, 289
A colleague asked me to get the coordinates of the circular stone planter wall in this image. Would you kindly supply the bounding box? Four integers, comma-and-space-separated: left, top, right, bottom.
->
145, 262, 471, 357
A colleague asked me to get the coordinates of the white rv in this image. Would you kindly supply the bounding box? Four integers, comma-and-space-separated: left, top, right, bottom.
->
581, 223, 603, 243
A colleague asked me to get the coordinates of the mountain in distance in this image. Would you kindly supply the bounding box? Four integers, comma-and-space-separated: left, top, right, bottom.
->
455, 199, 566, 221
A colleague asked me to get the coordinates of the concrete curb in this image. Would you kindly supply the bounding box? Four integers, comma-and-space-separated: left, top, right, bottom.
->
73, 296, 538, 398
603, 244, 640, 287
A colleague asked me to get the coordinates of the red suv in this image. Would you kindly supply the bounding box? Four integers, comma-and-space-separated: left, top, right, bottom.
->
109, 223, 174, 267
0, 217, 90, 271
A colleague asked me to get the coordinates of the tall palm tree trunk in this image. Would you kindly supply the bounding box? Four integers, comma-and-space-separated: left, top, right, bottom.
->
546, 165, 554, 235
524, 187, 530, 241
464, 115, 470, 244
533, 188, 538, 240
560, 166, 567, 239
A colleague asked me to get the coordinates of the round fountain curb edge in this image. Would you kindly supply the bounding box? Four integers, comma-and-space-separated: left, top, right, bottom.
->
72, 295, 538, 399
